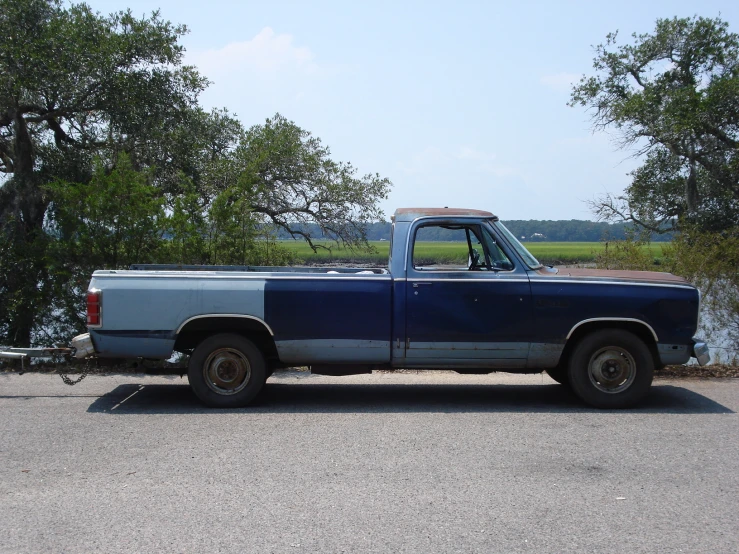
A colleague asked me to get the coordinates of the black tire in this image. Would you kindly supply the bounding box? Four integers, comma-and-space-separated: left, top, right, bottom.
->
188, 333, 267, 408
567, 329, 654, 409
545, 366, 569, 386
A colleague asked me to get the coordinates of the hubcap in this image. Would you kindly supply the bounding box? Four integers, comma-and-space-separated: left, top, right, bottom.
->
203, 348, 251, 395
588, 346, 636, 394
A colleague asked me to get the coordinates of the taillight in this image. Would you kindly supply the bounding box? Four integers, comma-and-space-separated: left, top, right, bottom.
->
86, 289, 101, 327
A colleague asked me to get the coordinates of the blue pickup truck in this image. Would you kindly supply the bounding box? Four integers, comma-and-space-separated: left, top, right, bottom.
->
71, 207, 709, 409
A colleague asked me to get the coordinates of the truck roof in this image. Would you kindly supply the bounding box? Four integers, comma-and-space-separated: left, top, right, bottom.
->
392, 207, 497, 222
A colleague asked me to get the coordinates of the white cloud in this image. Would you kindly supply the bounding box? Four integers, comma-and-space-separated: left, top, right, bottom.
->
184, 27, 334, 120
189, 27, 318, 80
540, 72, 581, 92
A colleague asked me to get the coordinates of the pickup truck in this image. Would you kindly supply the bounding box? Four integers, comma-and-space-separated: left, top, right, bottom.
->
71, 207, 709, 409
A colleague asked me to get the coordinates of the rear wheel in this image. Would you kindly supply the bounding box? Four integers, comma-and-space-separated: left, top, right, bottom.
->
567, 329, 654, 409
188, 333, 267, 408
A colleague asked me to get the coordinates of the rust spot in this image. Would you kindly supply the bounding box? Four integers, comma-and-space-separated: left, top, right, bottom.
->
394, 208, 496, 218
537, 267, 690, 284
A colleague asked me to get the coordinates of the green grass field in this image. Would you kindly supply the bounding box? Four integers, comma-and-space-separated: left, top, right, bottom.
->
280, 240, 666, 265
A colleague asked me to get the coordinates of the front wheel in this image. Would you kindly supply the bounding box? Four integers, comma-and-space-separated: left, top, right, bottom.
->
188, 333, 267, 408
567, 330, 654, 409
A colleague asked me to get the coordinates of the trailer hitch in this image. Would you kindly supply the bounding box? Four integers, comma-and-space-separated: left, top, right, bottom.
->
58, 360, 90, 386
0, 346, 89, 385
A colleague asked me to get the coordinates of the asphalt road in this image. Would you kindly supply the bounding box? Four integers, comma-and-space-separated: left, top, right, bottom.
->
1, 371, 737, 554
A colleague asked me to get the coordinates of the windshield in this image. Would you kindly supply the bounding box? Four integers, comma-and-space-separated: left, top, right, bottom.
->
492, 221, 542, 269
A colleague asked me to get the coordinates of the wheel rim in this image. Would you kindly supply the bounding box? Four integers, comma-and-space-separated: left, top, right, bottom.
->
587, 346, 636, 394
203, 348, 251, 395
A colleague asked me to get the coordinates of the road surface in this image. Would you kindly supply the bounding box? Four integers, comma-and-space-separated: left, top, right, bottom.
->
1, 371, 737, 553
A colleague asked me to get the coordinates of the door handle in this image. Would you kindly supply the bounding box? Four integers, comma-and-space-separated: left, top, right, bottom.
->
412, 282, 434, 288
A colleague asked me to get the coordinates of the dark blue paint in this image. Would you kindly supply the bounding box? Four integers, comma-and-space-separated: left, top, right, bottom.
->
530, 281, 699, 344
264, 278, 392, 342
391, 280, 407, 354
94, 330, 176, 340
405, 279, 533, 344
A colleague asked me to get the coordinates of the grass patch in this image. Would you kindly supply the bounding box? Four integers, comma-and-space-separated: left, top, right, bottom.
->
279, 240, 665, 266
527, 242, 664, 264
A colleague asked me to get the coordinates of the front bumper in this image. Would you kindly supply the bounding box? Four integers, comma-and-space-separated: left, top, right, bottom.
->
71, 333, 96, 359
658, 338, 711, 366
692, 339, 710, 366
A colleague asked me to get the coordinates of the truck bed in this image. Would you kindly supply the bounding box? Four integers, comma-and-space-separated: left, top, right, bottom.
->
88, 268, 393, 364
129, 264, 388, 274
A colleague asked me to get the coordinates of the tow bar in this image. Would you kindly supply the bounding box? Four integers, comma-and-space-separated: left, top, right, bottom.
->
0, 346, 90, 385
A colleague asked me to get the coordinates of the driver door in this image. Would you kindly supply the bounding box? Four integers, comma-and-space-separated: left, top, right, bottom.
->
404, 221, 532, 368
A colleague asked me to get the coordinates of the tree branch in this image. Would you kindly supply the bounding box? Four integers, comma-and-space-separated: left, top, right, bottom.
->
589, 195, 670, 234
45, 118, 78, 147
628, 67, 647, 88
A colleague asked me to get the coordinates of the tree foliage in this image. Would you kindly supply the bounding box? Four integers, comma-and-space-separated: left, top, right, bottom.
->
47, 154, 166, 271
42, 154, 167, 341
227, 114, 391, 251
570, 16, 739, 232
594, 227, 739, 362
0, 0, 205, 223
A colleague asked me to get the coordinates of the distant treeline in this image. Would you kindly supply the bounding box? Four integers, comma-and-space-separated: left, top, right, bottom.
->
502, 220, 672, 242
275, 220, 672, 242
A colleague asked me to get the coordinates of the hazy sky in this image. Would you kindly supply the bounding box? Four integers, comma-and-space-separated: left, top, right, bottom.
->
86, 0, 738, 221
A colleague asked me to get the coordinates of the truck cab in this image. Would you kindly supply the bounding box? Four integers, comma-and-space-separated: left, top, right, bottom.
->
389, 208, 534, 368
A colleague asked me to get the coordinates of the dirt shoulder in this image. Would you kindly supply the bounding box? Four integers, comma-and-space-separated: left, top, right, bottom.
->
656, 364, 739, 379
2, 361, 738, 379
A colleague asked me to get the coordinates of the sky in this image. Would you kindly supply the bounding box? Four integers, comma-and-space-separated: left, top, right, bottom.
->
86, 0, 739, 221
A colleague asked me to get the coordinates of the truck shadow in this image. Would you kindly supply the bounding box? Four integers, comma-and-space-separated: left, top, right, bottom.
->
86, 382, 734, 415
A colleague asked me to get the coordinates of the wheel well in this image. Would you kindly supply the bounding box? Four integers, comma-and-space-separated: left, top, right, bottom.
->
558, 321, 659, 370
174, 317, 279, 365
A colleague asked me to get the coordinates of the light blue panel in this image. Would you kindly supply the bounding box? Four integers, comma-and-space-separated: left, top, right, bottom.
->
90, 271, 265, 332
397, 358, 528, 369
526, 343, 565, 369
91, 332, 174, 358
275, 339, 391, 364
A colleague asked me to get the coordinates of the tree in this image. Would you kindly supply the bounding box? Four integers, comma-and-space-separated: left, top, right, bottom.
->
0, 0, 206, 224
47, 154, 166, 271
41, 154, 167, 343
162, 113, 391, 265
0, 0, 205, 345
225, 114, 392, 252
571, 17, 739, 358
569, 16, 739, 232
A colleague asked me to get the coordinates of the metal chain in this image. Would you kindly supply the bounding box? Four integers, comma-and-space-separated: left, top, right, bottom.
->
59, 357, 91, 386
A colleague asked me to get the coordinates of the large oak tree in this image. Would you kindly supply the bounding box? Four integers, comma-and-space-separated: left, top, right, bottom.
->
570, 16, 739, 232
0, 0, 208, 345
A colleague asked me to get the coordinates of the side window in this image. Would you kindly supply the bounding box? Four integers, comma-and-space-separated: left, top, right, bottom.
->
412, 224, 485, 271
482, 227, 514, 271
